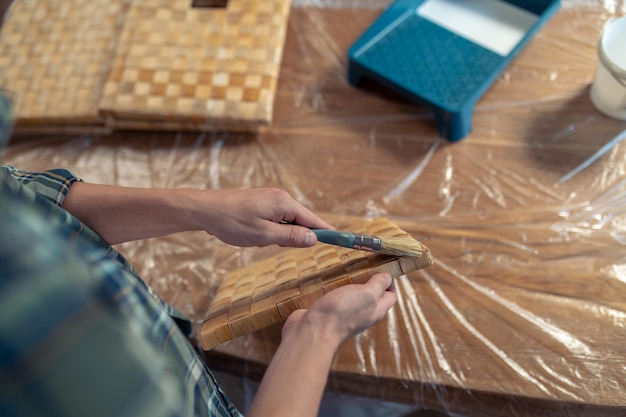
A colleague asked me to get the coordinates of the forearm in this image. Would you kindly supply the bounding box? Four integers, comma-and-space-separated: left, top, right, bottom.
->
248, 274, 397, 416
62, 182, 200, 245
63, 182, 329, 247
247, 323, 340, 417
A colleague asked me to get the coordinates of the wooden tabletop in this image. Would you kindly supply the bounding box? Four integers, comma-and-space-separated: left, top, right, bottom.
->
2, 2, 626, 416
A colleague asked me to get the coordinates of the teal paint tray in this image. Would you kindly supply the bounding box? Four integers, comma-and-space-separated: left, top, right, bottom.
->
347, 0, 560, 141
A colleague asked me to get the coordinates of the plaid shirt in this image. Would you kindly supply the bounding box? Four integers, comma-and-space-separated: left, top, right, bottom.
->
0, 94, 243, 417
0, 92, 11, 149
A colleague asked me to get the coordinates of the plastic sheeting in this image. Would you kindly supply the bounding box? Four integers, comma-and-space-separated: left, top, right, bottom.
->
2, 1, 626, 416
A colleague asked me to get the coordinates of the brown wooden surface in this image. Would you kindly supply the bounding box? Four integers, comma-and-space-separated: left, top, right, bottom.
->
202, 7, 626, 416
2, 2, 626, 416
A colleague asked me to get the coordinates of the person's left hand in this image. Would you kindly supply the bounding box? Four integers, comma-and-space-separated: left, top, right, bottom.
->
282, 273, 398, 348
247, 273, 397, 417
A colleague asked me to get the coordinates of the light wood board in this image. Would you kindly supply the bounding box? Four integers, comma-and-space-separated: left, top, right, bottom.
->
200, 218, 432, 350
0, 0, 131, 133
0, 0, 290, 134
99, 0, 290, 132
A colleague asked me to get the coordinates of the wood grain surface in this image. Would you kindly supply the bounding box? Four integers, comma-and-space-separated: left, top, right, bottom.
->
99, 0, 290, 132
200, 218, 432, 350
1, 2, 626, 416
198, 7, 626, 416
0, 0, 290, 133
0, 0, 131, 132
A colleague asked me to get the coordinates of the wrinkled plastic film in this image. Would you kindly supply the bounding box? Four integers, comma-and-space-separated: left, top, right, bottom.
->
2, 1, 626, 416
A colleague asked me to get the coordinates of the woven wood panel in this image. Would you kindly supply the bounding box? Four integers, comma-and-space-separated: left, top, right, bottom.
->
200, 218, 432, 350
0, 0, 131, 132
99, 0, 290, 132
0, 0, 290, 134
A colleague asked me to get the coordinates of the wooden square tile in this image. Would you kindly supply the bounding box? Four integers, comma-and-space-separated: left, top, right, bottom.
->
0, 0, 132, 134
200, 218, 433, 350
99, 0, 291, 133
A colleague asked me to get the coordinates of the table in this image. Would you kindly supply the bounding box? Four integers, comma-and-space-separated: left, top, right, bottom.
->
2, 2, 626, 416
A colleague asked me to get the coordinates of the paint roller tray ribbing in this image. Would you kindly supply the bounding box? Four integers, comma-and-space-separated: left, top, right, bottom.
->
347, 0, 560, 142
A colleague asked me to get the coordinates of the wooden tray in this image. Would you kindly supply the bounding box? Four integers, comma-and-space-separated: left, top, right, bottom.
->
0, 0, 290, 134
99, 0, 290, 132
0, 0, 131, 133
200, 218, 432, 350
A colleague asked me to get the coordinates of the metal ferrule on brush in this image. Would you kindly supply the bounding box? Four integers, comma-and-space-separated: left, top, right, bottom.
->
352, 234, 382, 252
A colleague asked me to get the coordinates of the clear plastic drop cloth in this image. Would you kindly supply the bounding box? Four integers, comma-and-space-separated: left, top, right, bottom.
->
1, 1, 626, 416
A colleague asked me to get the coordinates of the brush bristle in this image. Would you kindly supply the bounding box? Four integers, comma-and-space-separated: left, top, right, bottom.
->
379, 237, 424, 257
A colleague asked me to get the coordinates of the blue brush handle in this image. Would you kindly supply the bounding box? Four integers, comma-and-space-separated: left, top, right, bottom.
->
312, 229, 355, 249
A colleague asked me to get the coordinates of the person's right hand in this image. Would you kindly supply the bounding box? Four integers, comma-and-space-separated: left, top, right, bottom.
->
282, 273, 397, 348
62, 184, 332, 247
189, 187, 333, 248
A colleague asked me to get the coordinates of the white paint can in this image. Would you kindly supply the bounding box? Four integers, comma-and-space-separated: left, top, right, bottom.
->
590, 16, 626, 121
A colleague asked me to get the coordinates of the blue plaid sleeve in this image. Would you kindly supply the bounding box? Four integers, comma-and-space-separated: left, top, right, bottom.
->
1, 165, 82, 206
0, 170, 243, 417
0, 165, 194, 335
0, 174, 186, 417
0, 92, 12, 149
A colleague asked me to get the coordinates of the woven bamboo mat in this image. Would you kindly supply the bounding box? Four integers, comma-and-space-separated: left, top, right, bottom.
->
0, 0, 131, 133
99, 0, 290, 132
200, 218, 432, 350
0, 0, 290, 134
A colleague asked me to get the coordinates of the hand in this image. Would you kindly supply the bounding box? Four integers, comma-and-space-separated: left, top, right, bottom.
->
247, 273, 397, 417
282, 273, 397, 348
192, 187, 333, 248
62, 184, 332, 246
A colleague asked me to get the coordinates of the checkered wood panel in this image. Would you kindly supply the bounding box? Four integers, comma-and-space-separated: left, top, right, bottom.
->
0, 0, 131, 130
200, 218, 433, 350
99, 0, 291, 131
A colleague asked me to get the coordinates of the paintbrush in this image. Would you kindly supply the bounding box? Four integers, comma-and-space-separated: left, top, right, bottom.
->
312, 229, 425, 257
